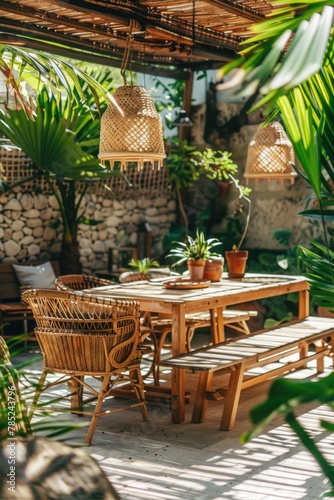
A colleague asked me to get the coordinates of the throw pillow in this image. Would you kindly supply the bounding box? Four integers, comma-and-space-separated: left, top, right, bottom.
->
13, 262, 57, 289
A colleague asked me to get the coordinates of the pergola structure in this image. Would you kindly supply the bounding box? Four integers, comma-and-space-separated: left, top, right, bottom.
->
0, 1, 284, 79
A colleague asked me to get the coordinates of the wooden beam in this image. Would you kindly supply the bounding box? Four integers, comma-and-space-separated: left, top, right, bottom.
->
205, 0, 267, 22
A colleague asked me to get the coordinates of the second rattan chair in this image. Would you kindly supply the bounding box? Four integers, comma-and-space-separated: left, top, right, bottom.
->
55, 274, 115, 292
22, 289, 148, 446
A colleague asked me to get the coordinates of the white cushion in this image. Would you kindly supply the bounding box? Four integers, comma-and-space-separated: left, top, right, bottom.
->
13, 262, 57, 289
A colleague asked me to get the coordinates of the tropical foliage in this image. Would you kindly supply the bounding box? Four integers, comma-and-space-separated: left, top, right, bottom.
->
217, 0, 334, 314
128, 258, 160, 273
217, 1, 334, 494
0, 45, 121, 116
0, 85, 114, 273
167, 229, 221, 266
166, 139, 251, 242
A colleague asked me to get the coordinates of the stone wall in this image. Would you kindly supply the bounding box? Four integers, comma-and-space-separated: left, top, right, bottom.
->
0, 189, 176, 273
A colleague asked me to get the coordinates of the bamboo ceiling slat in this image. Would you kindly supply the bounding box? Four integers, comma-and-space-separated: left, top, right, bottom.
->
0, 0, 284, 75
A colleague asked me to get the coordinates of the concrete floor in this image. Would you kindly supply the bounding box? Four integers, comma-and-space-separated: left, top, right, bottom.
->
13, 335, 334, 500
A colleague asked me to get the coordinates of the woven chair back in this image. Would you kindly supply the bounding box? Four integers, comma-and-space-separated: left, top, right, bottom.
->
33, 327, 140, 373
22, 290, 140, 342
55, 274, 114, 291
118, 271, 150, 283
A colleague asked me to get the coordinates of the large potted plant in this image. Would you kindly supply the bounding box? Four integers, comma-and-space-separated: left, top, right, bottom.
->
167, 229, 221, 280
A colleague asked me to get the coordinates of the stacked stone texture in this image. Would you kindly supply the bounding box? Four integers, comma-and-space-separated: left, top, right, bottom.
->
0, 190, 176, 273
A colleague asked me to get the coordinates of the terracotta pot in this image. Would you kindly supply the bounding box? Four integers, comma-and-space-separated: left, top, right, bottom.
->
225, 250, 248, 279
317, 306, 334, 318
203, 257, 224, 281
187, 259, 206, 280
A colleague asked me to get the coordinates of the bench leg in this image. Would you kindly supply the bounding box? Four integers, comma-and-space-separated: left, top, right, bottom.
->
299, 341, 308, 368
220, 363, 245, 431
192, 371, 213, 423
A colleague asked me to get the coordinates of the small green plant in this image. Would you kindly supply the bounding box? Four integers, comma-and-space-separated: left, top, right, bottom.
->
167, 229, 221, 267
128, 258, 160, 273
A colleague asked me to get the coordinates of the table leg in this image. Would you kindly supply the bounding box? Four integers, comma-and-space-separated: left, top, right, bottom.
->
171, 304, 186, 423
298, 289, 310, 319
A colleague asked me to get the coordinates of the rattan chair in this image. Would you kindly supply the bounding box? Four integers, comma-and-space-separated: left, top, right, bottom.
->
55, 274, 115, 292
21, 289, 148, 446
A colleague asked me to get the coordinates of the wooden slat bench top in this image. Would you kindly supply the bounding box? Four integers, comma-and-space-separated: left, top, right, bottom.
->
160, 316, 334, 431
161, 316, 334, 372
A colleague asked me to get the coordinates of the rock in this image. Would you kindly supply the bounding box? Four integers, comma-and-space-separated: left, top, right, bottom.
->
24, 209, 40, 218
26, 219, 41, 228
105, 215, 121, 227
21, 235, 34, 246
4, 239, 20, 257
102, 199, 113, 207
145, 207, 158, 217
12, 220, 24, 231
33, 227, 44, 238
92, 240, 105, 253
48, 195, 59, 209
79, 238, 91, 249
85, 201, 95, 215
113, 200, 124, 210
20, 193, 34, 210
12, 231, 24, 241
40, 208, 54, 220
43, 227, 56, 241
125, 199, 137, 211
4, 198, 22, 211
35, 194, 49, 210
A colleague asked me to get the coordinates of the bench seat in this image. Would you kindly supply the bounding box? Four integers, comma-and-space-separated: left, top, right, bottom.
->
160, 316, 334, 431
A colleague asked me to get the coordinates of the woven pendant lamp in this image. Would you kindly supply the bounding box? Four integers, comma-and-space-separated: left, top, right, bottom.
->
244, 121, 297, 184
99, 85, 166, 171
99, 23, 165, 172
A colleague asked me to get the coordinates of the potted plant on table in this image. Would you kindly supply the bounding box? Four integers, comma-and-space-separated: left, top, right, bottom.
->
167, 229, 222, 281
224, 185, 252, 279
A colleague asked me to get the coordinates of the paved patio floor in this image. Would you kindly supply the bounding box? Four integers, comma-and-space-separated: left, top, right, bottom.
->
13, 336, 334, 500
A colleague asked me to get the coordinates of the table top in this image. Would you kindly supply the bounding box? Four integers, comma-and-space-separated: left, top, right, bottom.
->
85, 273, 309, 309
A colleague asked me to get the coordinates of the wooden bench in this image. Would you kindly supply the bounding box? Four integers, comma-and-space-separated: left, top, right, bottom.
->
161, 316, 334, 430
0, 261, 60, 339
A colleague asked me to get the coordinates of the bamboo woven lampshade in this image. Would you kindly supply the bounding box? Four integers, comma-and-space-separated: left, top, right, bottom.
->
99, 85, 166, 172
244, 121, 297, 184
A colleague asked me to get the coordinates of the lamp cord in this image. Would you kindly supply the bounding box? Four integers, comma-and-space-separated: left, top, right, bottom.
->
121, 20, 134, 86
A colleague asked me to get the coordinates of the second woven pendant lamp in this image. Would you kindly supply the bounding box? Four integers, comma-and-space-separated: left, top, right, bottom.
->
244, 121, 297, 184
99, 85, 166, 172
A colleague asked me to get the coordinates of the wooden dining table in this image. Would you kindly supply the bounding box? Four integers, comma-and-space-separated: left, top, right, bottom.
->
85, 273, 310, 424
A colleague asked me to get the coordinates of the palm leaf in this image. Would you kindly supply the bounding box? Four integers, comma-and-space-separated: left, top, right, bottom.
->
0, 45, 123, 117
